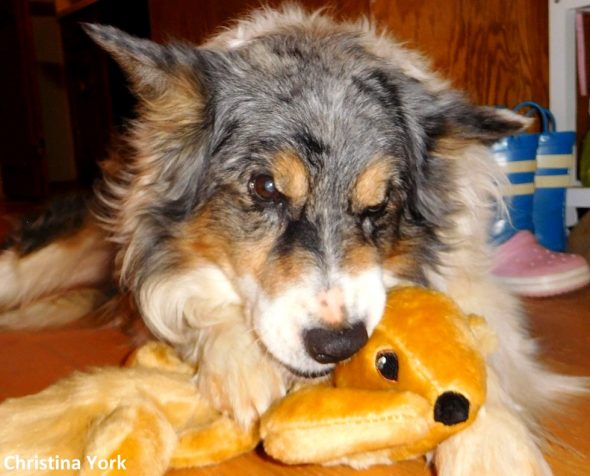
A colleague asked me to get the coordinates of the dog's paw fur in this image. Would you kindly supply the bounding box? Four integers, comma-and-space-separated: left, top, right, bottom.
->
435, 404, 553, 476
193, 322, 287, 428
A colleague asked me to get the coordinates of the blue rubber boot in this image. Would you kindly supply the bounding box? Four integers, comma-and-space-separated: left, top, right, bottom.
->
490, 103, 589, 296
508, 102, 576, 252
533, 128, 576, 252
490, 134, 540, 245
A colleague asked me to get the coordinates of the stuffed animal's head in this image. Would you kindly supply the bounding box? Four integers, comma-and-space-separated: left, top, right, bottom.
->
260, 287, 493, 465
332, 286, 491, 459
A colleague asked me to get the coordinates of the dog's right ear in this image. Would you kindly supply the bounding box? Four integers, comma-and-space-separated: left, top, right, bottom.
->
82, 24, 212, 101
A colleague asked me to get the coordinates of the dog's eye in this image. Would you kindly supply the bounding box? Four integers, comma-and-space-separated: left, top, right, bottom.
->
249, 174, 283, 203
376, 350, 399, 381
363, 200, 387, 217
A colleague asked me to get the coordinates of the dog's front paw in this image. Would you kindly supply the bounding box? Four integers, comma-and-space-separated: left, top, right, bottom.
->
435, 405, 552, 476
194, 324, 287, 428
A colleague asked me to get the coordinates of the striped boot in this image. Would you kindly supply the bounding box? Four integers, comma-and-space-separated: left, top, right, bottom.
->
533, 121, 576, 252
490, 134, 538, 244
490, 120, 590, 297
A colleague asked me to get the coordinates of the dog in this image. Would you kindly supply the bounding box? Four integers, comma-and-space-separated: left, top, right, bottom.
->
0, 5, 585, 475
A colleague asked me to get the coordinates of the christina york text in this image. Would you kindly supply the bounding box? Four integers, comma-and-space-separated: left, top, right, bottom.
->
2, 454, 127, 471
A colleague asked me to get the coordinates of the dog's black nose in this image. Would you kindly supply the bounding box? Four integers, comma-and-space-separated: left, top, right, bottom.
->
434, 391, 470, 426
303, 322, 368, 364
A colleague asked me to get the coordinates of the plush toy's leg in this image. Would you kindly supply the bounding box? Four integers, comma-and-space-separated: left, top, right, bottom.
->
261, 387, 431, 465
170, 416, 259, 468
81, 400, 177, 476
126, 342, 260, 468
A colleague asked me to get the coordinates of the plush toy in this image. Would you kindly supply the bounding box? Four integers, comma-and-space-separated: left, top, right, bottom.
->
0, 342, 258, 476
0, 287, 493, 475
260, 286, 493, 466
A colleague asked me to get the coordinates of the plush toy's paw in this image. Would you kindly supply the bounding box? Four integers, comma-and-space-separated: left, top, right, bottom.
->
171, 416, 259, 468
82, 400, 177, 476
195, 324, 287, 428
435, 405, 552, 476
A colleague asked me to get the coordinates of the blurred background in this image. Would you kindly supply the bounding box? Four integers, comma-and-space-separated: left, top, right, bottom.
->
0, 0, 555, 201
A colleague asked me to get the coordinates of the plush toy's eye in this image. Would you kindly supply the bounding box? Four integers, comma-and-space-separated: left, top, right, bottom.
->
376, 351, 399, 381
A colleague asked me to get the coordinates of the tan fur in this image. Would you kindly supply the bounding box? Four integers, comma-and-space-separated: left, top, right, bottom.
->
257, 248, 316, 297
382, 238, 422, 282
176, 208, 233, 270
432, 136, 481, 159
351, 157, 392, 212
94, 74, 207, 286
272, 150, 309, 208
177, 208, 310, 298
341, 245, 379, 274
174, 183, 313, 302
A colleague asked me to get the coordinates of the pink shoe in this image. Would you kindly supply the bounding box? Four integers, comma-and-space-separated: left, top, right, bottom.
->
491, 230, 590, 297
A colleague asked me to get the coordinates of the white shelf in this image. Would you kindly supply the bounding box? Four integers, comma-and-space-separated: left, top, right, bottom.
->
567, 186, 590, 206
549, 0, 590, 225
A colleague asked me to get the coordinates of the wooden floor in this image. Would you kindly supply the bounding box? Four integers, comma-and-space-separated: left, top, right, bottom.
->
0, 287, 589, 475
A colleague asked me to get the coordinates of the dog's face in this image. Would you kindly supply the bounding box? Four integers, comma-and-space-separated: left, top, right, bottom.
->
87, 16, 523, 377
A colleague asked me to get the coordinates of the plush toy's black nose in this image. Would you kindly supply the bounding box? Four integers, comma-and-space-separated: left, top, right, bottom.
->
303, 322, 368, 364
434, 391, 470, 426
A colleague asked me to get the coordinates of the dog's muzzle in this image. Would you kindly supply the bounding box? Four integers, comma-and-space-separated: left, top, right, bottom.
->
303, 322, 368, 364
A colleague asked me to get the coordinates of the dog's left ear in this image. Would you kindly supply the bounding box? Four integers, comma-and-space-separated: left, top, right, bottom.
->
443, 100, 530, 144
82, 24, 221, 103
418, 90, 530, 147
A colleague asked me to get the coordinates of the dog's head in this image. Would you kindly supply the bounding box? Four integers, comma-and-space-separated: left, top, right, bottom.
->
86, 7, 525, 377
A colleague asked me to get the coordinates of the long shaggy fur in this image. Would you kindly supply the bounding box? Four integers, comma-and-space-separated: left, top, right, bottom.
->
0, 5, 586, 475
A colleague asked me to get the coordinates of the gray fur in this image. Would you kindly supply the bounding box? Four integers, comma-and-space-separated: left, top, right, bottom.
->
88, 23, 521, 293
